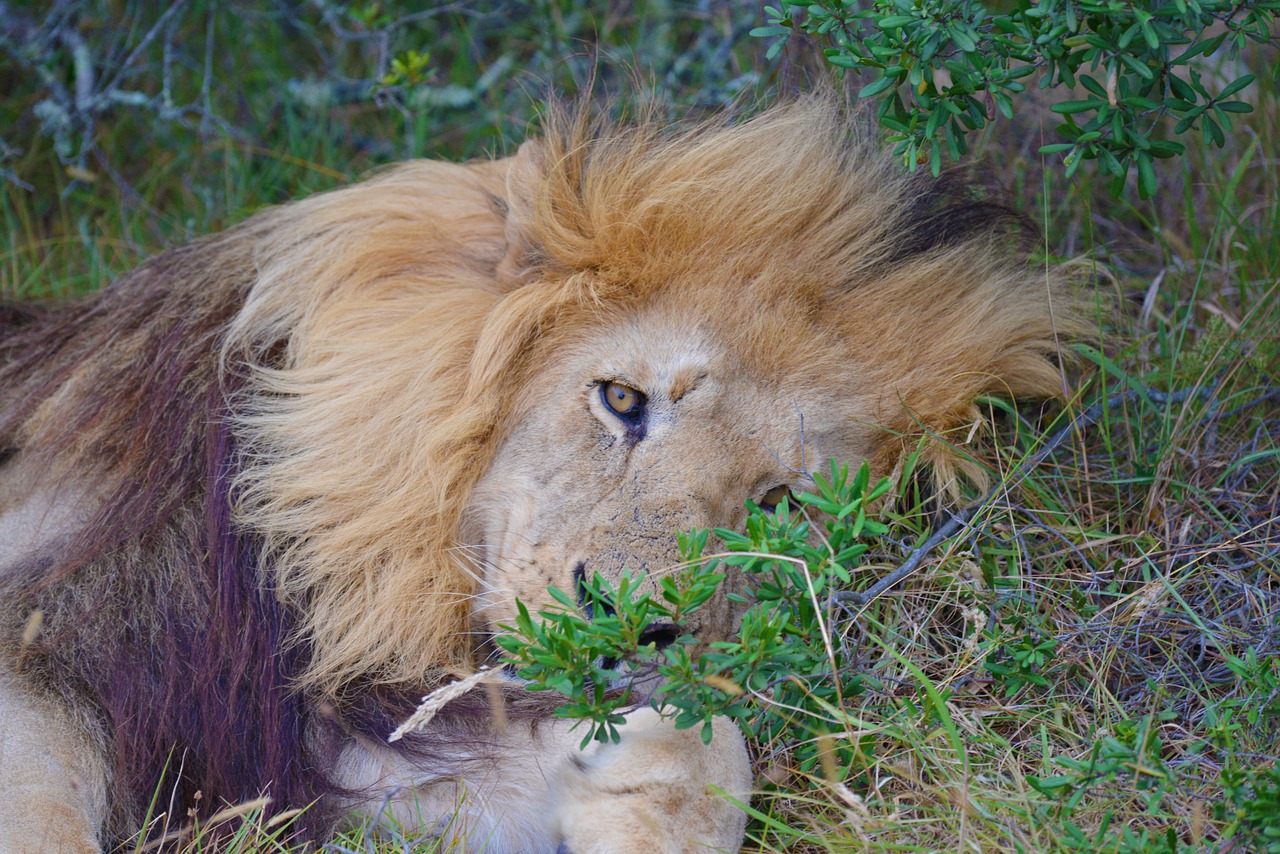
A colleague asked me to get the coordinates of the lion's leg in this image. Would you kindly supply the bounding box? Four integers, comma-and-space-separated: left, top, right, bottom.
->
0, 675, 109, 854
335, 726, 560, 852
546, 708, 752, 854
336, 705, 751, 854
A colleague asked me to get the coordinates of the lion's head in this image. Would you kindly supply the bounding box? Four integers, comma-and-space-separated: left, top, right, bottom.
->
223, 97, 1085, 696
463, 294, 889, 643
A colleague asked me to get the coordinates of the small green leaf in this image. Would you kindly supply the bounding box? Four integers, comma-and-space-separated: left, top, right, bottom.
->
1203, 115, 1225, 146
858, 75, 898, 98
826, 54, 862, 69
1051, 99, 1103, 115
1217, 73, 1256, 100
1147, 139, 1185, 158
1168, 74, 1196, 103
949, 25, 977, 52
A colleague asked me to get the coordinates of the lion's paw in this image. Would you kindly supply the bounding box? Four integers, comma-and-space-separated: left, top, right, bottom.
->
547, 708, 751, 854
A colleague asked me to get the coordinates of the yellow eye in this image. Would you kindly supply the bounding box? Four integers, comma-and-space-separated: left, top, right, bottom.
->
601, 381, 644, 417
760, 485, 792, 511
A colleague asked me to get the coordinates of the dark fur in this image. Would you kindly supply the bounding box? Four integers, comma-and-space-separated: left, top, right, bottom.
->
0, 232, 325, 836
0, 228, 576, 844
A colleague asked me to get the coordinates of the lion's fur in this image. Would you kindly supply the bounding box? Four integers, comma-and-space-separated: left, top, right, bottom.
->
0, 96, 1088, 842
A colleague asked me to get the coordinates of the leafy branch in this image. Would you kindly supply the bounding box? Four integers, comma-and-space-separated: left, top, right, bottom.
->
751, 0, 1277, 195
497, 459, 889, 771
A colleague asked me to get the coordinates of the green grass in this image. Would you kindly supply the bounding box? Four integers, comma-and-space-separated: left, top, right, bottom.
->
4, 3, 1278, 853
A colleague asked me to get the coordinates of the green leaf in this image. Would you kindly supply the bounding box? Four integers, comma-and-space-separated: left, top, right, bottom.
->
1169, 74, 1196, 103
1119, 54, 1156, 83
1147, 139, 1185, 158
1079, 75, 1106, 98
858, 75, 898, 98
1182, 32, 1227, 61
1173, 104, 1207, 134
826, 54, 863, 69
1121, 96, 1161, 111
1218, 73, 1256, 100
1203, 115, 1225, 146
548, 586, 577, 610
1051, 99, 1103, 115
993, 90, 1014, 120
949, 25, 977, 52
1141, 21, 1160, 50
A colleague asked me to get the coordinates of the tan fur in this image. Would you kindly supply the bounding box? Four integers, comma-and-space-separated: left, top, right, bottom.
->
0, 96, 1087, 851
334, 707, 749, 852
548, 709, 751, 854
0, 677, 109, 854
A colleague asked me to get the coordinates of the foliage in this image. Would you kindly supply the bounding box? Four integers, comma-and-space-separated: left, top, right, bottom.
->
981, 628, 1060, 695
0, 1, 767, 223
499, 460, 889, 768
1029, 713, 1177, 808
1218, 763, 1280, 852
1024, 713, 1194, 854
1209, 648, 1280, 851
750, 0, 1276, 195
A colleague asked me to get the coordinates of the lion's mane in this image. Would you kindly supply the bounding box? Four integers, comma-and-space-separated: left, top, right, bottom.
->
0, 97, 1086, 837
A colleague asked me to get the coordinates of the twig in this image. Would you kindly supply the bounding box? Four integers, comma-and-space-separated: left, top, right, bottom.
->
833, 380, 1221, 608
98, 0, 190, 98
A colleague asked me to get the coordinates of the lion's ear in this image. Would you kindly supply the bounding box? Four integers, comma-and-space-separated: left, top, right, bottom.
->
496, 139, 547, 285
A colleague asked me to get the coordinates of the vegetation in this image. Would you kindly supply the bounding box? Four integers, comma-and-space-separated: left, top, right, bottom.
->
500, 460, 893, 754
2, 2, 1277, 852
752, 0, 1278, 195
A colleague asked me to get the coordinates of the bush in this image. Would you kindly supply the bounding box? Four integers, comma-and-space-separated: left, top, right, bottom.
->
751, 0, 1277, 196
498, 460, 891, 780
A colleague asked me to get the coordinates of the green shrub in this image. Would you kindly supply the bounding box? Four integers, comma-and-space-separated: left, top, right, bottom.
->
498, 460, 890, 780
751, 0, 1276, 196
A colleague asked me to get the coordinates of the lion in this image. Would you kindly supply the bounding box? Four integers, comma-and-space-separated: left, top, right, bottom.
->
0, 97, 1084, 853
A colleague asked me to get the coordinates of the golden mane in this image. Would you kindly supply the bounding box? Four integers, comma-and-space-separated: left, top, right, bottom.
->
225, 96, 1087, 696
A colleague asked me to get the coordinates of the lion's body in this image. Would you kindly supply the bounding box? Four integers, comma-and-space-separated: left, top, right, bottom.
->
0, 99, 1084, 852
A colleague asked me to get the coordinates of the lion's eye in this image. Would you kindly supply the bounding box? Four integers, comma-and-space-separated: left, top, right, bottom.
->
600, 381, 645, 419
760, 485, 793, 512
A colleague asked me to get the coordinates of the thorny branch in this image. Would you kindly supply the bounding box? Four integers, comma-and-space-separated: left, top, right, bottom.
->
833, 379, 1231, 609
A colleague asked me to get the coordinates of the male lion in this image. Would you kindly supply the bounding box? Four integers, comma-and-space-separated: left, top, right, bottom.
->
0, 98, 1082, 853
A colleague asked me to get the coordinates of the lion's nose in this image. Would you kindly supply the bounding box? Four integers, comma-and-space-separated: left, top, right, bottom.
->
638, 622, 680, 651
574, 563, 680, 650
573, 561, 617, 621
